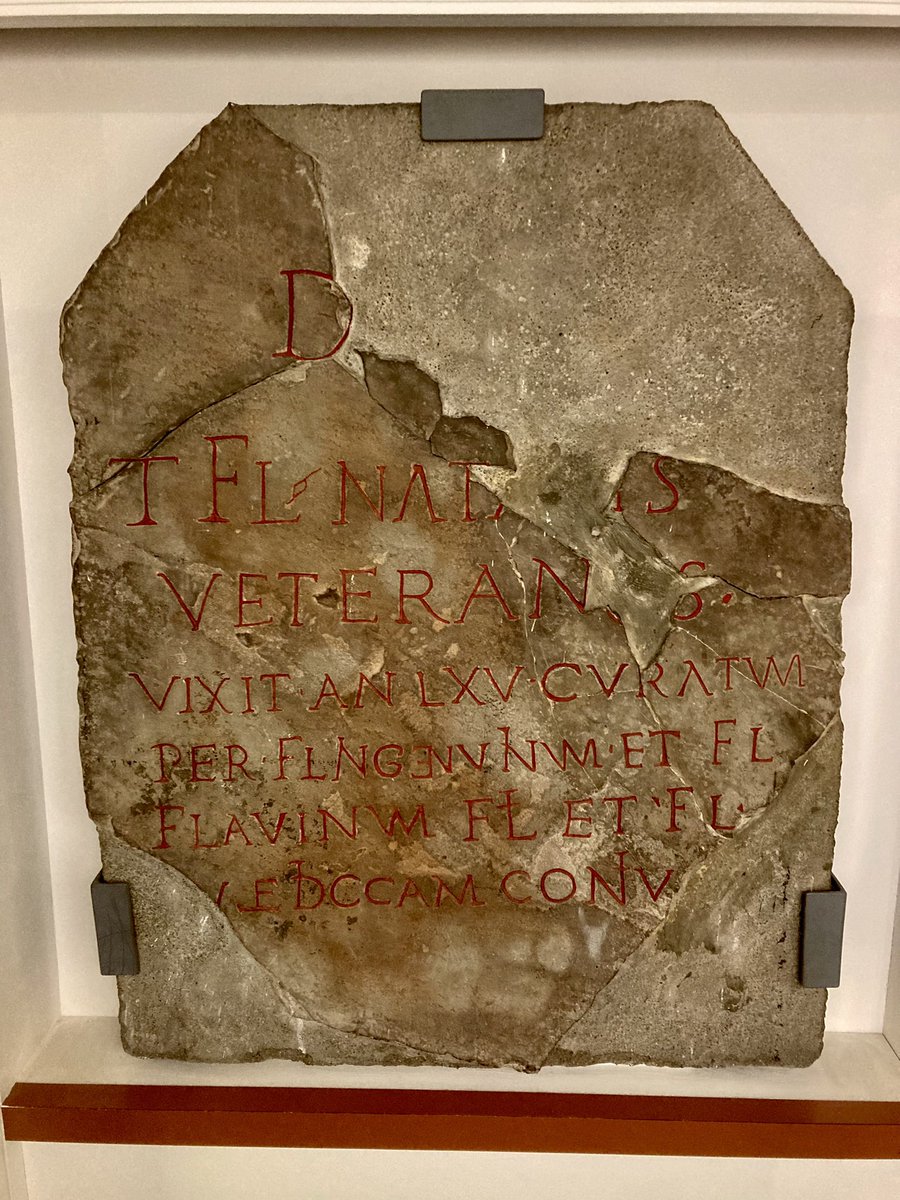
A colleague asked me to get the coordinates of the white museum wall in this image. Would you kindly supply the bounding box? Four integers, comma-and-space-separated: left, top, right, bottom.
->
16, 1143, 900, 1200
1, 24, 899, 1200
0, 278, 61, 1200
0, 23, 899, 1041
888, 872, 900, 1052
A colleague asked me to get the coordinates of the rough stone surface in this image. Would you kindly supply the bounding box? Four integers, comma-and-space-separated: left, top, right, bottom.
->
64, 102, 852, 1068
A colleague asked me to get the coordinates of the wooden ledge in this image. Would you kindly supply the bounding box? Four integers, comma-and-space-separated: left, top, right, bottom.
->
4, 1083, 900, 1157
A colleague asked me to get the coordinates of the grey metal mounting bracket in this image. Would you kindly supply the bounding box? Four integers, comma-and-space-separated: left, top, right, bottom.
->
420, 89, 545, 142
91, 871, 139, 976
800, 874, 846, 988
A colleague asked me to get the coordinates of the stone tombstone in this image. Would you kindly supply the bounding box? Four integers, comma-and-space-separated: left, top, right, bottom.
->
63, 102, 852, 1068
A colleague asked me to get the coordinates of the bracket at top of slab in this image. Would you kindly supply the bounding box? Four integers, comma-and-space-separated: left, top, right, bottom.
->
420, 89, 545, 142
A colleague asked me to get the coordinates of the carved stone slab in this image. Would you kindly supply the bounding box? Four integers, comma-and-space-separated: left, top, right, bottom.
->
64, 102, 852, 1067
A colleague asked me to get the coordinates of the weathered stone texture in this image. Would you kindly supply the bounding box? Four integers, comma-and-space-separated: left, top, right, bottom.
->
64, 103, 852, 1068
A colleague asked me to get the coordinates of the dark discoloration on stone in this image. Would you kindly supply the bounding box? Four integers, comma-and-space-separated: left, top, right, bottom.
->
65, 103, 851, 1068
431, 414, 516, 469
616, 452, 852, 598
62, 105, 340, 493
361, 352, 443, 440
